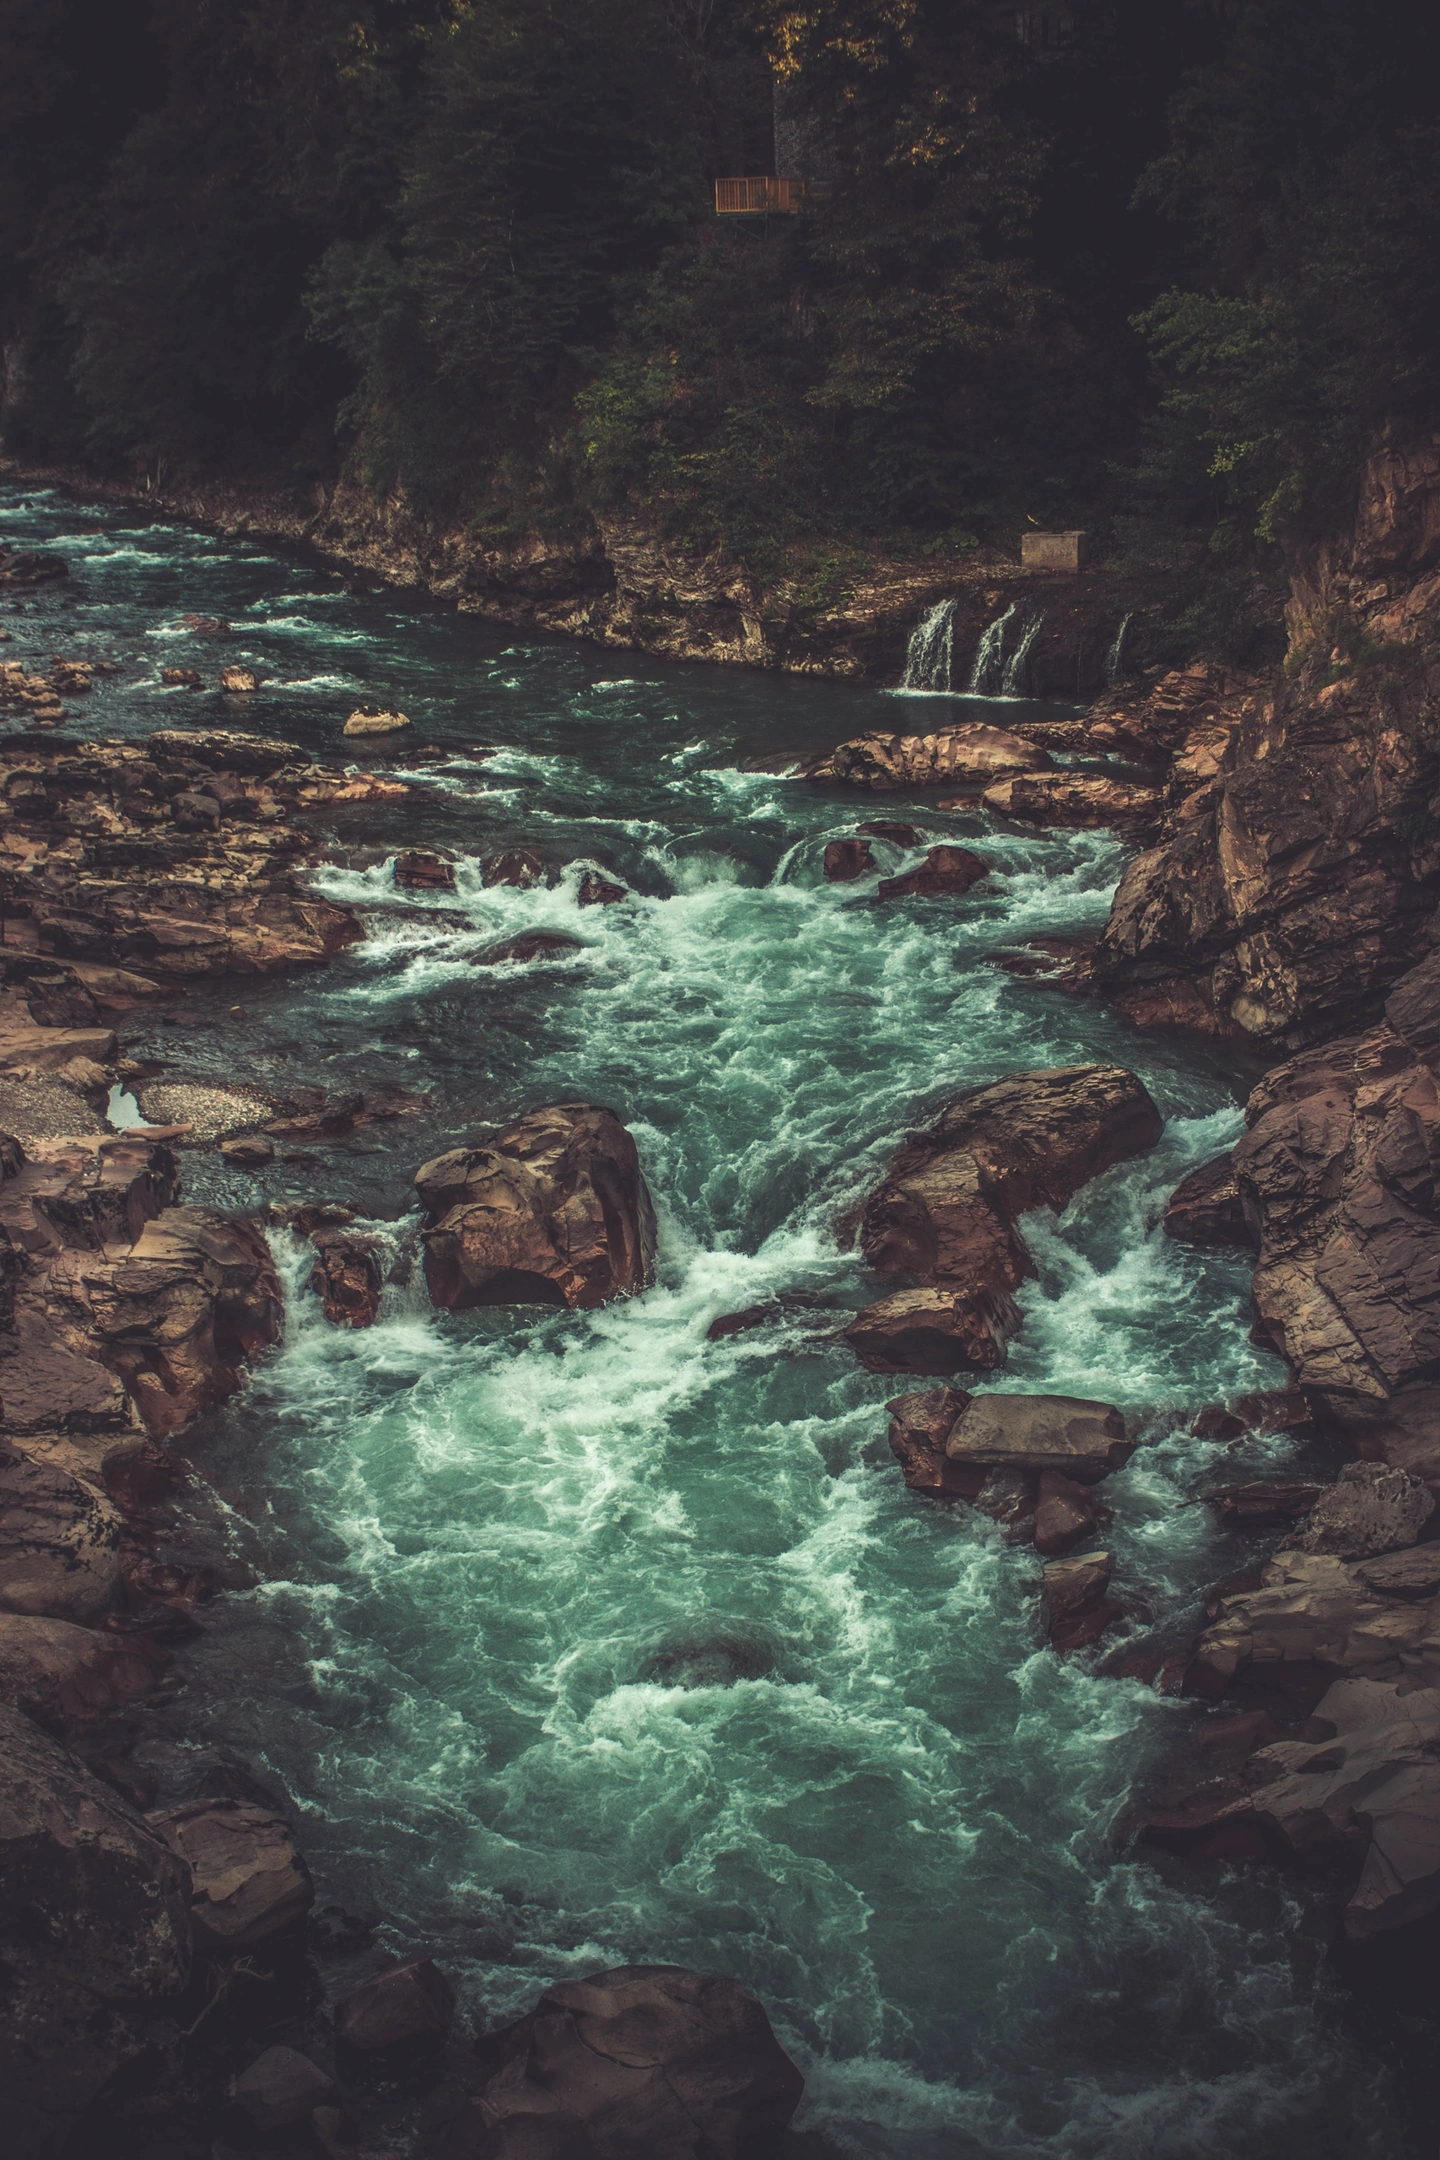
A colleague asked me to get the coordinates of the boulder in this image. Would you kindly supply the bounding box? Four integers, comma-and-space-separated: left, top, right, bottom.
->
845, 1285, 1020, 1374
0, 1703, 192, 2160
860, 1065, 1162, 1297
416, 1103, 656, 1312
343, 707, 409, 735
160, 667, 203, 689
886, 1386, 974, 1496
1183, 1546, 1440, 1700
234, 2046, 338, 2130
858, 821, 920, 845
454, 1965, 802, 2159
823, 838, 875, 881
979, 773, 1162, 836
171, 788, 221, 833
0, 1132, 178, 1258
0, 1024, 118, 1074
814, 725, 1051, 790
394, 848, 456, 891
1296, 1461, 1434, 1558
147, 1797, 313, 1950
876, 845, 990, 900
1039, 1550, 1119, 1651
1033, 1471, 1102, 1557
221, 1132, 275, 1168
482, 849, 546, 888
472, 930, 585, 967
578, 869, 627, 906
1162, 1154, 1254, 1249
1205, 1481, 1323, 1530
943, 1393, 1133, 1483
0, 1449, 122, 1621
0, 1614, 166, 1728
220, 666, 260, 693
335, 1956, 456, 2052
310, 1230, 384, 1328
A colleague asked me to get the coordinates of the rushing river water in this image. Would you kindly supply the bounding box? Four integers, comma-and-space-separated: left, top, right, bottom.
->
0, 487, 1402, 2155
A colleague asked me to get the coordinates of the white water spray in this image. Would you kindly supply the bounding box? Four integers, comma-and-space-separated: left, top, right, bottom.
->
899, 599, 956, 692
1001, 611, 1043, 696
1105, 611, 1134, 686
966, 602, 1015, 693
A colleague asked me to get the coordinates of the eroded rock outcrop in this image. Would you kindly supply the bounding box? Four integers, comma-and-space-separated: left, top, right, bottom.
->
417, 1103, 657, 1311
148, 1796, 314, 1951
885, 1387, 1132, 1556
851, 1065, 1162, 1374
0, 1703, 192, 2160
441, 1965, 803, 2160
1093, 442, 1440, 1047
802, 723, 1051, 790
978, 773, 1162, 838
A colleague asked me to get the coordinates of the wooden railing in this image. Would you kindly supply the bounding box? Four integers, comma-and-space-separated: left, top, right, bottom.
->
714, 176, 804, 216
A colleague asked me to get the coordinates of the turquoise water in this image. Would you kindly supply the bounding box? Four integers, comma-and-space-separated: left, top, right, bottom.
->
0, 487, 1396, 2155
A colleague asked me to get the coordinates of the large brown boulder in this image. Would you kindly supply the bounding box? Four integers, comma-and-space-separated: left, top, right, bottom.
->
1161, 1154, 1253, 1249
857, 1069, 1162, 1364
876, 844, 990, 900
417, 1104, 656, 1311
0, 1703, 193, 2159
0, 1449, 122, 1621
844, 1285, 1021, 1375
310, 1229, 384, 1328
979, 773, 1162, 837
885, 1387, 1132, 1545
0, 1614, 167, 1728
147, 1796, 313, 1951
808, 724, 1051, 790
446, 1965, 802, 2159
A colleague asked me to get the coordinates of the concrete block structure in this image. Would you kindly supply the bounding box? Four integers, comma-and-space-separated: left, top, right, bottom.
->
1021, 530, 1091, 572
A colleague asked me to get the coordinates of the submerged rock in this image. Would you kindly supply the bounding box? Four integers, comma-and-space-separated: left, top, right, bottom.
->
416, 1102, 657, 1311
578, 868, 628, 906
482, 848, 546, 888
876, 844, 990, 900
0, 1704, 192, 2160
823, 837, 875, 881
470, 930, 584, 966
449, 1966, 803, 2159
394, 848, 456, 891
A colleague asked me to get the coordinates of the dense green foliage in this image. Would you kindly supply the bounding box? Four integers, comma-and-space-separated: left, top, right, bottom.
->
3, 0, 1439, 587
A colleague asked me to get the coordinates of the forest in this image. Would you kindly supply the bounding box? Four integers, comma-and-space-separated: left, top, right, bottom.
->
3, 0, 1440, 617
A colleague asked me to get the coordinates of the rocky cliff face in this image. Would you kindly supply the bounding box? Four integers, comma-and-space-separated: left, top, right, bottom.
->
1094, 441, 1440, 1049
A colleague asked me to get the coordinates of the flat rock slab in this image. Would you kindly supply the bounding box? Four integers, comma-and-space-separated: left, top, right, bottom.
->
148, 1797, 313, 1950
845, 1286, 1020, 1374
945, 1393, 1132, 1483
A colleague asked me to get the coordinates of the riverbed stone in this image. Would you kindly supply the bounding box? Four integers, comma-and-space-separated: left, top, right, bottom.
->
877, 844, 991, 900
310, 1229, 385, 1328
147, 1796, 314, 1949
456, 1965, 803, 2159
980, 772, 1162, 835
944, 1394, 1133, 1483
0, 1448, 122, 1621
1040, 1549, 1119, 1651
335, 1956, 456, 2051
234, 2046, 339, 2129
844, 1285, 1021, 1374
417, 1102, 657, 1311
0, 1703, 193, 2160
823, 837, 875, 881
1162, 1154, 1254, 1248
811, 724, 1051, 789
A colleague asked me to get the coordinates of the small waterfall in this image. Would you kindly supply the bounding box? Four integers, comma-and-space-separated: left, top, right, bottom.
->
1001, 612, 1043, 696
900, 599, 956, 692
1105, 611, 1134, 686
967, 603, 1015, 693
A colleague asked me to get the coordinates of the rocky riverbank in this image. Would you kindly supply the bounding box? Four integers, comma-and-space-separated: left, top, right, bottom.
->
0, 455, 1159, 690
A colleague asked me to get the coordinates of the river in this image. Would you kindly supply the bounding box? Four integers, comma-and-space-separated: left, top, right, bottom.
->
0, 485, 1400, 2156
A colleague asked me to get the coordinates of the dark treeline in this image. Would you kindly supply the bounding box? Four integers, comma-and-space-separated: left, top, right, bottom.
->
3, 0, 1440, 613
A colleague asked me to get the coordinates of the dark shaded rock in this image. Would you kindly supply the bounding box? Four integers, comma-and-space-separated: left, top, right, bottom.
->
980, 773, 1162, 836
877, 844, 990, 901
578, 870, 627, 907
336, 1956, 456, 2052
417, 1103, 656, 1312
844, 1285, 1021, 1374
1040, 1549, 1119, 1651
858, 821, 919, 845
171, 788, 222, 833
234, 2045, 338, 2130
310, 1230, 384, 1328
823, 839, 875, 882
1162, 1154, 1254, 1249
0, 1448, 122, 1621
0, 1702, 192, 2160
0, 1341, 129, 1433
638, 1627, 779, 1689
706, 1304, 776, 1341
1205, 1481, 1324, 1530
0, 1613, 167, 1729
472, 931, 585, 967
455, 1965, 802, 2160
1033, 1470, 1102, 1557
147, 1796, 313, 1950
482, 849, 546, 889
394, 849, 457, 892
885, 1386, 973, 1497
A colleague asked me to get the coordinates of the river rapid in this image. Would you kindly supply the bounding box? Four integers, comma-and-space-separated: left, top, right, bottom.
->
0, 486, 1402, 2156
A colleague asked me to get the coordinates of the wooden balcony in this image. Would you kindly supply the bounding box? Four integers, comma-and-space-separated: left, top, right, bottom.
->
714, 176, 804, 216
